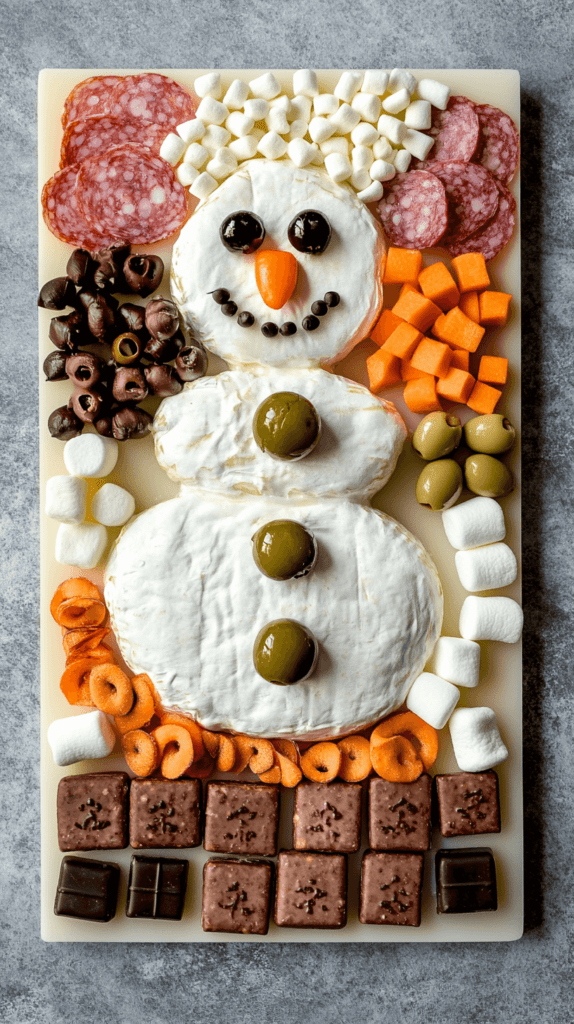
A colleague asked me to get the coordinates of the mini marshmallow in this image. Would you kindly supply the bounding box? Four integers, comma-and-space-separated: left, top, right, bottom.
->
384, 149, 396, 165
351, 145, 373, 171
372, 135, 393, 160
257, 131, 288, 160
351, 92, 381, 124
320, 136, 350, 157
361, 70, 389, 96
270, 94, 292, 115
228, 135, 260, 160
393, 149, 412, 172
351, 122, 379, 147
55, 521, 107, 569
184, 142, 209, 168
47, 710, 116, 767
265, 108, 290, 135
334, 71, 363, 103
459, 596, 523, 643
91, 482, 136, 526
225, 111, 255, 138
293, 69, 319, 98
194, 72, 222, 100
324, 152, 352, 183
206, 148, 238, 181
288, 119, 308, 140
377, 114, 407, 144
431, 637, 481, 688
350, 169, 372, 191
406, 671, 460, 729
330, 103, 361, 135
244, 97, 269, 121
357, 180, 383, 202
45, 475, 87, 524
189, 171, 218, 200
289, 95, 312, 122
287, 138, 316, 168
64, 433, 118, 479
249, 72, 281, 100
417, 78, 451, 110
308, 145, 324, 165
195, 96, 228, 126
382, 88, 411, 114
370, 159, 396, 182
223, 78, 250, 110
449, 707, 508, 772
309, 116, 336, 144
456, 543, 518, 593
176, 118, 205, 144
159, 132, 186, 165
176, 162, 199, 186
313, 93, 339, 116
388, 68, 417, 96
442, 497, 506, 550
201, 125, 231, 152
404, 99, 432, 130
403, 128, 435, 161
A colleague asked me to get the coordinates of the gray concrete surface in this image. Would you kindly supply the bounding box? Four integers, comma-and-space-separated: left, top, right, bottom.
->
1, 1, 572, 1021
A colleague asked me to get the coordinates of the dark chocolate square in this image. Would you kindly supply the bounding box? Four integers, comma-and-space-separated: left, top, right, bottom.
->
202, 858, 272, 935
368, 775, 432, 851
359, 850, 424, 926
435, 847, 498, 913
126, 855, 188, 920
130, 778, 201, 849
54, 855, 120, 922
57, 772, 130, 852
435, 771, 501, 837
274, 850, 347, 929
293, 781, 362, 853
204, 781, 279, 856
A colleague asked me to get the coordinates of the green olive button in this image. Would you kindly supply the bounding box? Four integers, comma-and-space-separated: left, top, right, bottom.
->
464, 414, 516, 455
252, 520, 317, 580
252, 391, 321, 460
416, 459, 463, 511
412, 411, 462, 460
253, 619, 318, 685
464, 454, 513, 497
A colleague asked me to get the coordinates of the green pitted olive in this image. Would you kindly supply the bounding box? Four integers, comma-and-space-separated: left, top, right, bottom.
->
252, 520, 317, 581
412, 411, 462, 461
464, 414, 516, 455
416, 459, 463, 511
253, 619, 318, 685
253, 392, 321, 460
464, 454, 513, 497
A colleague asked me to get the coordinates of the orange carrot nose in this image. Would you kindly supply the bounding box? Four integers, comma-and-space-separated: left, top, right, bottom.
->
255, 250, 298, 309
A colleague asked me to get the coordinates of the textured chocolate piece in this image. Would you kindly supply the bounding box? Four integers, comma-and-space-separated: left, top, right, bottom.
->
202, 858, 272, 935
368, 775, 432, 851
57, 772, 130, 852
126, 855, 188, 920
204, 781, 279, 856
274, 850, 347, 929
359, 850, 424, 926
293, 781, 362, 853
130, 778, 201, 849
54, 855, 120, 922
435, 771, 501, 837
435, 847, 498, 913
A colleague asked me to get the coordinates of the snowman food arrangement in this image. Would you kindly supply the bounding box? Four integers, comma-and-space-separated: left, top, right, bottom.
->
105, 158, 443, 740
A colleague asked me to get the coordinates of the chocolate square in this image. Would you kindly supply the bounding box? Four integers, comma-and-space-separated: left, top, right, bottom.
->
126, 855, 188, 920
202, 858, 272, 935
54, 856, 120, 922
293, 781, 362, 853
274, 850, 347, 929
57, 772, 130, 852
435, 847, 498, 913
204, 781, 279, 856
359, 850, 424, 926
368, 774, 432, 851
435, 771, 501, 837
130, 778, 201, 849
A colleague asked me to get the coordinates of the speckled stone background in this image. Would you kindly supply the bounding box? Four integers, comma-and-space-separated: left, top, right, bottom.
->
1, 0, 572, 1020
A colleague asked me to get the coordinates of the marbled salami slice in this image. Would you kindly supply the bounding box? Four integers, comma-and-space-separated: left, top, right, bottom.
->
60, 116, 167, 168
425, 161, 500, 246
42, 164, 116, 249
447, 181, 516, 261
377, 170, 448, 248
475, 104, 520, 184
107, 73, 197, 129
61, 75, 121, 128
77, 143, 189, 244
421, 96, 480, 164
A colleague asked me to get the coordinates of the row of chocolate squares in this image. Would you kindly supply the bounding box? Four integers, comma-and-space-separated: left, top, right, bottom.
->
57, 771, 501, 856
55, 846, 499, 931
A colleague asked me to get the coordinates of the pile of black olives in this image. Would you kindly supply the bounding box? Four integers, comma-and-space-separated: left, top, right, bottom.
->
40, 243, 207, 442
412, 411, 516, 510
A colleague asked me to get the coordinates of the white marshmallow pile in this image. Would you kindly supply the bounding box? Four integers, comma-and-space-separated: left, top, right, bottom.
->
448, 706, 509, 771
47, 709, 116, 766
166, 69, 451, 201
459, 595, 524, 644
406, 671, 460, 729
430, 636, 481, 688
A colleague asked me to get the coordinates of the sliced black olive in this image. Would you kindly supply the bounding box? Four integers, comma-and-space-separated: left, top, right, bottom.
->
66, 249, 94, 286
65, 352, 105, 389
123, 254, 164, 297
48, 310, 87, 351
288, 210, 331, 255
116, 302, 148, 338
43, 350, 68, 382
145, 297, 179, 341
112, 406, 153, 441
48, 405, 83, 440
144, 334, 180, 364
112, 366, 148, 404
38, 277, 77, 310
70, 387, 107, 423
145, 364, 184, 396
220, 211, 265, 254
175, 344, 208, 382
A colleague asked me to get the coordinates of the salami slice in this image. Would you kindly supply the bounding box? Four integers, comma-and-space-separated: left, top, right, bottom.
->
60, 116, 167, 168
61, 75, 121, 128
419, 96, 480, 165
77, 143, 189, 244
377, 169, 448, 249
42, 165, 116, 249
107, 73, 197, 129
425, 161, 500, 246
447, 181, 516, 261
475, 104, 520, 185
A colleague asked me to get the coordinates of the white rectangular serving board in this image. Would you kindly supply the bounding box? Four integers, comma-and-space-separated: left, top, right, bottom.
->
39, 69, 522, 942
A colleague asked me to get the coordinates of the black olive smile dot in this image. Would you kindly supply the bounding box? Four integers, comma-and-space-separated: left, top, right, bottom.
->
237, 311, 255, 327
210, 288, 229, 304
302, 315, 320, 332
324, 291, 340, 307
261, 322, 278, 338
221, 301, 238, 317
311, 300, 328, 317
279, 322, 297, 336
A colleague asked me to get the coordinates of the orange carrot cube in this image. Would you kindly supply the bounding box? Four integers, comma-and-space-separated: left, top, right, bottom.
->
436, 367, 476, 404
431, 306, 485, 353
392, 289, 442, 333
371, 309, 404, 346
382, 322, 423, 360
410, 337, 453, 378
479, 291, 512, 327
478, 355, 509, 385
366, 348, 401, 392
450, 349, 470, 371
467, 380, 502, 415
403, 377, 443, 415
451, 253, 491, 293
459, 290, 480, 323
400, 360, 435, 382
383, 247, 423, 285
417, 261, 460, 311
399, 282, 420, 298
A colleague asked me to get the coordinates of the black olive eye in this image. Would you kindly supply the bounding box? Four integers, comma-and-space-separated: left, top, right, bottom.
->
220, 211, 265, 254
288, 210, 331, 255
